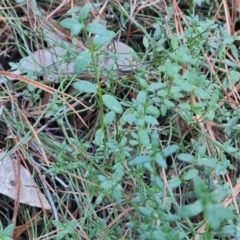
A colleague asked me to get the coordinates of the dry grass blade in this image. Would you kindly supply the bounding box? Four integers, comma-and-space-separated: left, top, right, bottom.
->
0, 71, 90, 127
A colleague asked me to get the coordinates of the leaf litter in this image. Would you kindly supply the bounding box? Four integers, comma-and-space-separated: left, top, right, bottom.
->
1, 19, 141, 82
0, 151, 51, 210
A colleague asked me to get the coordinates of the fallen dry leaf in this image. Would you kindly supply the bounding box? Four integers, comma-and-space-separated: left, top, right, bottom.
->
0, 151, 51, 210
41, 23, 66, 46
5, 41, 140, 82
99, 40, 141, 71
0, 19, 141, 82
5, 46, 76, 81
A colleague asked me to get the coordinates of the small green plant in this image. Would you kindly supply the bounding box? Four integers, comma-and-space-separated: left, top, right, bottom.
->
51, 220, 79, 240
0, 223, 14, 240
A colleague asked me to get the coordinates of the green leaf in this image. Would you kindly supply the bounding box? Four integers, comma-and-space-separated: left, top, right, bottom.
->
137, 104, 144, 115
74, 50, 91, 74
177, 153, 195, 163
135, 117, 144, 127
161, 145, 179, 157
171, 34, 179, 50
231, 44, 238, 59
225, 59, 238, 67
137, 77, 148, 88
168, 178, 181, 189
211, 189, 228, 203
151, 129, 159, 150
155, 152, 167, 169
106, 142, 116, 150
138, 206, 153, 217
153, 27, 161, 40
102, 94, 123, 114
112, 163, 124, 181
170, 87, 183, 98
103, 111, 115, 125
223, 37, 233, 45
183, 169, 199, 180
126, 222, 136, 229
95, 194, 103, 205
143, 162, 154, 172
194, 88, 210, 99
193, 177, 208, 198
52, 220, 64, 228
92, 33, 115, 46
157, 89, 167, 97
3, 224, 14, 236
165, 61, 180, 76
121, 114, 136, 123
164, 99, 175, 108
178, 200, 203, 218
143, 115, 159, 125
217, 225, 237, 237
55, 232, 66, 240
66, 220, 78, 232
94, 129, 104, 146
100, 180, 114, 190
143, 36, 149, 49
119, 136, 127, 147
1, 237, 12, 240
112, 184, 122, 204
72, 80, 96, 93
60, 18, 83, 36
161, 213, 179, 222
129, 140, 138, 146
160, 104, 167, 116
86, 23, 112, 35
205, 204, 234, 230
148, 82, 163, 92
98, 175, 108, 182
79, 4, 92, 21
202, 232, 213, 240
67, 7, 80, 14
197, 157, 216, 167
225, 116, 238, 132
128, 156, 150, 167
153, 175, 163, 189
146, 105, 160, 118
137, 90, 147, 104
193, 0, 203, 6
131, 196, 145, 204
138, 129, 150, 146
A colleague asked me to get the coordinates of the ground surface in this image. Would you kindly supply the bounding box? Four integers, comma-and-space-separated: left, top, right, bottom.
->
0, 0, 240, 239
